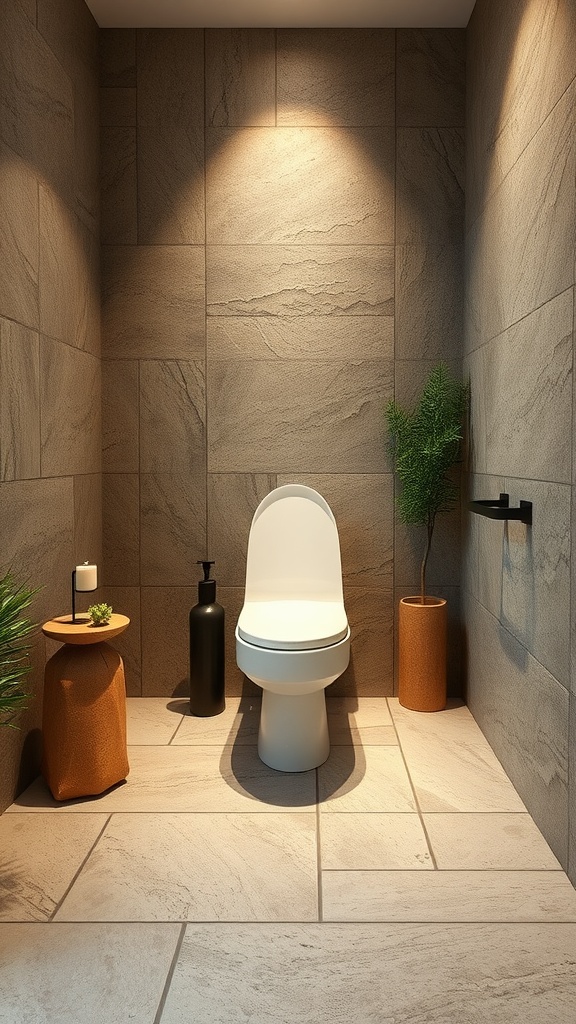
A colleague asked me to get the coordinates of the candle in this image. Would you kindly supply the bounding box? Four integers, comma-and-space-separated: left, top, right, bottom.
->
75, 563, 97, 592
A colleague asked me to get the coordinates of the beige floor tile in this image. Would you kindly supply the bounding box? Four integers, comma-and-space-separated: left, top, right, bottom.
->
388, 697, 483, 735
7, 747, 316, 813
389, 698, 527, 811
424, 813, 562, 870
0, 814, 108, 922
2, 691, 576, 1023
320, 813, 432, 869
326, 697, 397, 745
126, 697, 185, 744
319, 746, 416, 812
160, 922, 576, 1024
172, 696, 261, 745
56, 812, 318, 922
0, 922, 180, 1023
322, 870, 576, 922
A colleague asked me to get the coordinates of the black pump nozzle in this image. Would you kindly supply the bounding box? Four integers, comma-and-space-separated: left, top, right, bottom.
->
196, 560, 216, 604
197, 560, 215, 582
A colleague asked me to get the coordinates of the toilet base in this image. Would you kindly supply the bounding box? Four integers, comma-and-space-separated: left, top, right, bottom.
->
258, 688, 329, 772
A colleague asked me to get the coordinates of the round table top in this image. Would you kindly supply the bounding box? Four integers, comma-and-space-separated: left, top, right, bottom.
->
42, 613, 130, 645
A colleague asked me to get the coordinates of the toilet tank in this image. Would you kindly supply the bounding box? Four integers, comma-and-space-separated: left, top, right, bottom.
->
244, 484, 344, 603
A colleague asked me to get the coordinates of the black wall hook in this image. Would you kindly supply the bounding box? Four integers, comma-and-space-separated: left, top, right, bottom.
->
468, 492, 532, 525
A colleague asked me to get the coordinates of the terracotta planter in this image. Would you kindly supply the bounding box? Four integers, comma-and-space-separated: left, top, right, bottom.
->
398, 596, 447, 712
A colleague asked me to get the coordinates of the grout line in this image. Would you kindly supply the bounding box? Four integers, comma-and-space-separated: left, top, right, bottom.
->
6, 809, 539, 815
203, 27, 209, 553
465, 74, 576, 238
10, 919, 576, 927
567, 286, 575, 883
321, 867, 564, 873
111, 741, 421, 749
274, 28, 278, 127
9, 919, 576, 928
48, 814, 112, 921
152, 922, 186, 1024
167, 713, 187, 744
386, 698, 438, 869
314, 809, 533, 815
392, 27, 398, 697
306, 919, 576, 925
199, 122, 450, 131
135, 354, 142, 696
135, 30, 140, 246
36, 178, 44, 479
473, 473, 571, 488
7, 921, 573, 929
315, 767, 323, 922
5, 810, 118, 815
136, 355, 143, 694
37, 337, 43, 481
97, 353, 394, 364
203, 121, 404, 130
7, 810, 321, 815
463, 285, 575, 357
99, 240, 396, 247
413, 815, 437, 869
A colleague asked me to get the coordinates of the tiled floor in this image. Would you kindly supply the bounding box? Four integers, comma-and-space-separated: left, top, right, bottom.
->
1, 697, 576, 1022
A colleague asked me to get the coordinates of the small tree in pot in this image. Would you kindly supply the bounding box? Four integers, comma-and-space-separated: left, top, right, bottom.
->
0, 570, 39, 727
386, 363, 467, 711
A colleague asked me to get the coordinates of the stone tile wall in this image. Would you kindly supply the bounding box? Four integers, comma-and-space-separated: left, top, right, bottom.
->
0, 0, 101, 812
463, 0, 576, 877
100, 28, 465, 699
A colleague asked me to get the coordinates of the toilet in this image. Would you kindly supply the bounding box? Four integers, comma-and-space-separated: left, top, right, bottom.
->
235, 484, 350, 772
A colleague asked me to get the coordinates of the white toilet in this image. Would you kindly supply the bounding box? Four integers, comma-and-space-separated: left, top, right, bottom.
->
235, 484, 350, 772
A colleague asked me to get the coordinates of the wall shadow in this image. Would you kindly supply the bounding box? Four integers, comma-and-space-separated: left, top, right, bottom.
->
15, 728, 43, 799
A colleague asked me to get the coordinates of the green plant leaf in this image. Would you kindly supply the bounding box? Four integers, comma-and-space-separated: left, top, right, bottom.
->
0, 570, 41, 727
386, 363, 468, 599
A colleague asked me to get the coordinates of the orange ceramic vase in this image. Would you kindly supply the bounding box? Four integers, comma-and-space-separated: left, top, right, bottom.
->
398, 596, 447, 712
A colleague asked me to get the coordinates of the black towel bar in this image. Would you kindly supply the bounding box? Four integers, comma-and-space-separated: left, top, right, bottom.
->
468, 492, 532, 525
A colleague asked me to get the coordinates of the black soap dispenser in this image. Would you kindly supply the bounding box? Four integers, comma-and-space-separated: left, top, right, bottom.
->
189, 560, 225, 717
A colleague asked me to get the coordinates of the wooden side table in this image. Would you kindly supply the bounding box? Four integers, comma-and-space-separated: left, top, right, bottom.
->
41, 614, 130, 801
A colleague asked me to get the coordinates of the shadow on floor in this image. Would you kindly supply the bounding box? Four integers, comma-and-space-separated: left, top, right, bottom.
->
216, 688, 365, 806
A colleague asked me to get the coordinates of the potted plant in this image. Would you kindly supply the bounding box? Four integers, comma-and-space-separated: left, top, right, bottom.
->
386, 363, 467, 711
87, 602, 113, 627
0, 570, 39, 727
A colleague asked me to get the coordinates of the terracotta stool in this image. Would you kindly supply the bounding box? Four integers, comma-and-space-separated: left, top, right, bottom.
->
41, 614, 130, 801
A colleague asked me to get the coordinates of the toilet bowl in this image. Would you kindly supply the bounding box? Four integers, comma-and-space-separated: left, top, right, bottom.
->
235, 484, 350, 772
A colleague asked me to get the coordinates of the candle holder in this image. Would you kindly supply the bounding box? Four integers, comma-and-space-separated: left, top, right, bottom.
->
71, 562, 98, 623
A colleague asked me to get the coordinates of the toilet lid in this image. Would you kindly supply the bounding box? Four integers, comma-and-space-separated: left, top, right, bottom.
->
238, 600, 349, 651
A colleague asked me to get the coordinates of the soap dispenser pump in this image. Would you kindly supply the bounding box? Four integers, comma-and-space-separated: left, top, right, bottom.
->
189, 560, 225, 717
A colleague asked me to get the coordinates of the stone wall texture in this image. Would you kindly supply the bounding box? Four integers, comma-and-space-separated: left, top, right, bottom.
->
0, 0, 101, 812
100, 27, 465, 701
463, 0, 576, 878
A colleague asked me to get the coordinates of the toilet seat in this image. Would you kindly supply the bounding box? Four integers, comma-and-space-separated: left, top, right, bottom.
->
238, 599, 348, 651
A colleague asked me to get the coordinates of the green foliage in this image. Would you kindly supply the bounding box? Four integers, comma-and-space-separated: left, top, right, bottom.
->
0, 571, 39, 727
386, 363, 468, 600
88, 603, 113, 626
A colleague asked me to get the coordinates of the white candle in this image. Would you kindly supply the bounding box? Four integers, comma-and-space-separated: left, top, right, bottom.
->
75, 563, 97, 592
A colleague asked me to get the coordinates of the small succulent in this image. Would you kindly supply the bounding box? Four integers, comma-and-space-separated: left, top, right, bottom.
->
88, 603, 113, 626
